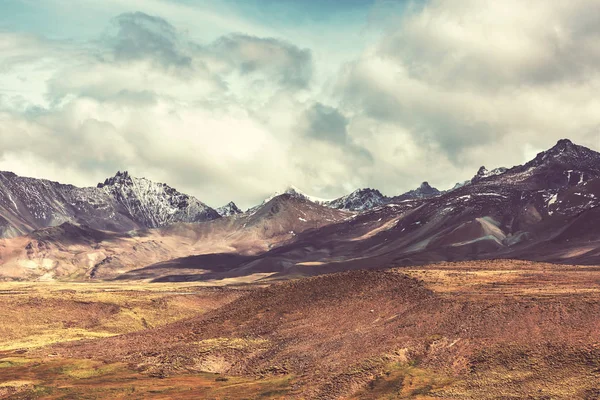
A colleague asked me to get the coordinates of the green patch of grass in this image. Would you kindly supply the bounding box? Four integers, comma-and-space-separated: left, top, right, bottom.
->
61, 359, 125, 379
0, 355, 296, 399
0, 357, 34, 368
352, 362, 454, 399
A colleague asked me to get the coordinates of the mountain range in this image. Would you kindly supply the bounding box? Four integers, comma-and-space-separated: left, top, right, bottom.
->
0, 138, 599, 281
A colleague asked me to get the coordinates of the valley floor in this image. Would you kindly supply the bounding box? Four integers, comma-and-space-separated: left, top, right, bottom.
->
1, 260, 600, 399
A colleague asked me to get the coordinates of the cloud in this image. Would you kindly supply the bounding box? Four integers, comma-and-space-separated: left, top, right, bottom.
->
0, 11, 317, 208
298, 102, 373, 162
208, 34, 313, 89
335, 0, 600, 178
102, 12, 313, 91
379, 1, 600, 89
108, 12, 193, 68
1, 3, 600, 208
301, 103, 348, 144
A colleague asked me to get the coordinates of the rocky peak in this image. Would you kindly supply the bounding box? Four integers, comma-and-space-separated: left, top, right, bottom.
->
554, 138, 574, 150
352, 188, 383, 197
475, 139, 600, 190
544, 138, 579, 160
472, 166, 508, 183
216, 201, 242, 217
0, 171, 17, 179
527, 139, 600, 169
419, 181, 434, 191
390, 182, 441, 202
283, 186, 304, 198
97, 170, 134, 188
325, 188, 387, 211
96, 171, 220, 227
448, 180, 470, 192
413, 182, 441, 197
0, 170, 221, 238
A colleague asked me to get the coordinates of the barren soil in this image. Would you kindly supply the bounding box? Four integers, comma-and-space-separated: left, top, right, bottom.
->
1, 260, 600, 399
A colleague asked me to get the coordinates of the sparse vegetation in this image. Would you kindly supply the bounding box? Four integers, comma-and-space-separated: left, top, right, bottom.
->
0, 281, 243, 351
1, 261, 600, 398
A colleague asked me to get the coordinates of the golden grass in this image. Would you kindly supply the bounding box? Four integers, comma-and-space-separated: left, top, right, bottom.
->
0, 355, 295, 399
2, 261, 599, 399
0, 280, 290, 398
0, 281, 241, 351
402, 260, 600, 298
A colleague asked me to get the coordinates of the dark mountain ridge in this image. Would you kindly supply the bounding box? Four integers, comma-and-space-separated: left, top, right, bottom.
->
0, 170, 220, 238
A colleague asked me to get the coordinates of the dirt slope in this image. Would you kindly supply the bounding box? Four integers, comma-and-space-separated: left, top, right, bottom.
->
0, 195, 350, 281
51, 261, 600, 399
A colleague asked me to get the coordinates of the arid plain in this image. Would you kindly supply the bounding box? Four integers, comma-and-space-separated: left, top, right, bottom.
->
2, 259, 600, 399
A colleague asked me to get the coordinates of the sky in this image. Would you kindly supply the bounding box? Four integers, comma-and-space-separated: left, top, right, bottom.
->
1, 0, 600, 209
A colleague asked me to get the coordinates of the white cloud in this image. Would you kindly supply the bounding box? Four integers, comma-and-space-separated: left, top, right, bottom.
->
333, 0, 600, 192
0, 13, 320, 208
1, 2, 600, 208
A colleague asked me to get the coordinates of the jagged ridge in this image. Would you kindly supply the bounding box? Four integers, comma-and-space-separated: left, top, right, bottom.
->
216, 201, 243, 217
0, 171, 220, 238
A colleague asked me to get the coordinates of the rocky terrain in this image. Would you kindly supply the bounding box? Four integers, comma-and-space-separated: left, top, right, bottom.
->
0, 260, 594, 399
0, 193, 351, 281
324, 188, 387, 211
215, 201, 242, 217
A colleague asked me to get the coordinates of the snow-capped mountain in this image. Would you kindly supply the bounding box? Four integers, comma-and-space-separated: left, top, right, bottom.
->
474, 139, 600, 190
0, 138, 598, 243
281, 186, 334, 204
323, 183, 443, 212
248, 186, 335, 214
471, 166, 508, 183
0, 171, 220, 238
97, 171, 220, 228
527, 139, 600, 170
216, 201, 243, 217
324, 188, 387, 211
206, 139, 600, 277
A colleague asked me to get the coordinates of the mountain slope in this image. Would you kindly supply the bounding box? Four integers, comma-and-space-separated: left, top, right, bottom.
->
476, 139, 600, 189
390, 181, 441, 202
53, 264, 600, 399
98, 171, 220, 227
0, 192, 351, 281
0, 171, 220, 238
215, 202, 242, 217
0, 138, 599, 282
134, 139, 600, 282
323, 182, 442, 212
324, 188, 387, 211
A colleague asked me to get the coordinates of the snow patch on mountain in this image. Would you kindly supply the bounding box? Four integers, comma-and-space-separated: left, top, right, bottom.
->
471, 166, 508, 183
324, 188, 387, 211
216, 201, 242, 217
0, 170, 220, 237
98, 171, 220, 228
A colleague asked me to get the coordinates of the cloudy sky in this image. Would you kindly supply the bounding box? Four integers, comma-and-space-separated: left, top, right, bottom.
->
1, 0, 600, 208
